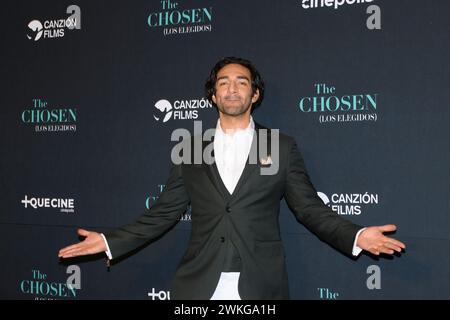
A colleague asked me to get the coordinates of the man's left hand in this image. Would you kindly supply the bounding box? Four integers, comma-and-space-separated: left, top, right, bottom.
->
357, 224, 406, 255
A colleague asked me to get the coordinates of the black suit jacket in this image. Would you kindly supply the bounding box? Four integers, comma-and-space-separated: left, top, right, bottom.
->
105, 122, 363, 299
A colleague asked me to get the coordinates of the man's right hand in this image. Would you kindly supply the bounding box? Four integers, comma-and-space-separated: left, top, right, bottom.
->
58, 229, 107, 258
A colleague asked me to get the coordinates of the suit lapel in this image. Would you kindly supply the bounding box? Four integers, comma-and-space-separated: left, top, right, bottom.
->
202, 134, 232, 200
201, 122, 271, 201
229, 122, 271, 200
227, 130, 259, 200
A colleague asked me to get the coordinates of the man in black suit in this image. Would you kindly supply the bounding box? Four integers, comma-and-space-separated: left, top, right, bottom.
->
59, 57, 405, 299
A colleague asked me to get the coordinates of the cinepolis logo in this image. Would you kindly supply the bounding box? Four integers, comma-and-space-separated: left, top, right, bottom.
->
147, 0, 213, 36
21, 195, 75, 213
153, 98, 212, 123
318, 191, 379, 215
300, 1, 381, 30
26, 5, 81, 41
301, 0, 375, 10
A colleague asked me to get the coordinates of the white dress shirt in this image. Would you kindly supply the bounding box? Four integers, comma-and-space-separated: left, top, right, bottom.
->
213, 117, 255, 195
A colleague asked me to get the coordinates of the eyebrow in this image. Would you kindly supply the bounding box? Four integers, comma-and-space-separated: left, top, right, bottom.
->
216, 75, 251, 82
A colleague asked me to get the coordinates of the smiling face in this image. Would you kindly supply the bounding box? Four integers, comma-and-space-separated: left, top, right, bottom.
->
212, 63, 260, 118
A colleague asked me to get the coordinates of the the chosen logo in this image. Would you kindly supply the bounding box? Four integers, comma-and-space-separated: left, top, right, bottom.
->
20, 267, 80, 300
298, 83, 378, 124
147, 0, 213, 36
21, 195, 75, 213
317, 287, 340, 299
318, 191, 378, 215
153, 98, 212, 123
21, 98, 77, 133
27, 5, 81, 41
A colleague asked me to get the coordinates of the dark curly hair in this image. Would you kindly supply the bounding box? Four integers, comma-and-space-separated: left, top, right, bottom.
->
205, 57, 265, 111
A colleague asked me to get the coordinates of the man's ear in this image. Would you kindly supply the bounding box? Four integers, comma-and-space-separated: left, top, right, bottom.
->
212, 94, 217, 104
251, 89, 260, 103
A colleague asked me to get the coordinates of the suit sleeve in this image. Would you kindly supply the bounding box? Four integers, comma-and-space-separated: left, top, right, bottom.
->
284, 139, 363, 256
104, 164, 190, 259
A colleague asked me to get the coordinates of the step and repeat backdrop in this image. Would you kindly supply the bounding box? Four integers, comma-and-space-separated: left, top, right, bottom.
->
0, 0, 448, 299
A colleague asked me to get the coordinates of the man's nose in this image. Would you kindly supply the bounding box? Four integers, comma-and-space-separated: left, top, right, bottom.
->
227, 81, 238, 93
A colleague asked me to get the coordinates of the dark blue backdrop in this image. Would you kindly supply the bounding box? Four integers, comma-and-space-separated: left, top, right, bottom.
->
0, 0, 448, 299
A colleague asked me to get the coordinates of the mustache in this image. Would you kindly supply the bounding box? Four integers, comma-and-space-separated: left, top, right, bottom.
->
224, 95, 241, 100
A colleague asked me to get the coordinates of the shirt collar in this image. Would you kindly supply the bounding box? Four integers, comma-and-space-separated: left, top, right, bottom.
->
215, 116, 255, 138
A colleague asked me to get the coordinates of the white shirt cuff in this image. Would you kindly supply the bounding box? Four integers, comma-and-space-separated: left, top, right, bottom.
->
100, 233, 113, 260
352, 228, 367, 256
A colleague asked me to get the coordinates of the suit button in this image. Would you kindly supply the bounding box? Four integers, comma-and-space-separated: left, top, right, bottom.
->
225, 206, 231, 213
220, 237, 225, 242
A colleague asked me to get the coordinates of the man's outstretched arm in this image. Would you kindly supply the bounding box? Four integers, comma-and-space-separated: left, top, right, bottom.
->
58, 164, 190, 260
284, 139, 406, 256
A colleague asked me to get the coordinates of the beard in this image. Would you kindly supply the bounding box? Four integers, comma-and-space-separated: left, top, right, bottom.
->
216, 95, 252, 116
